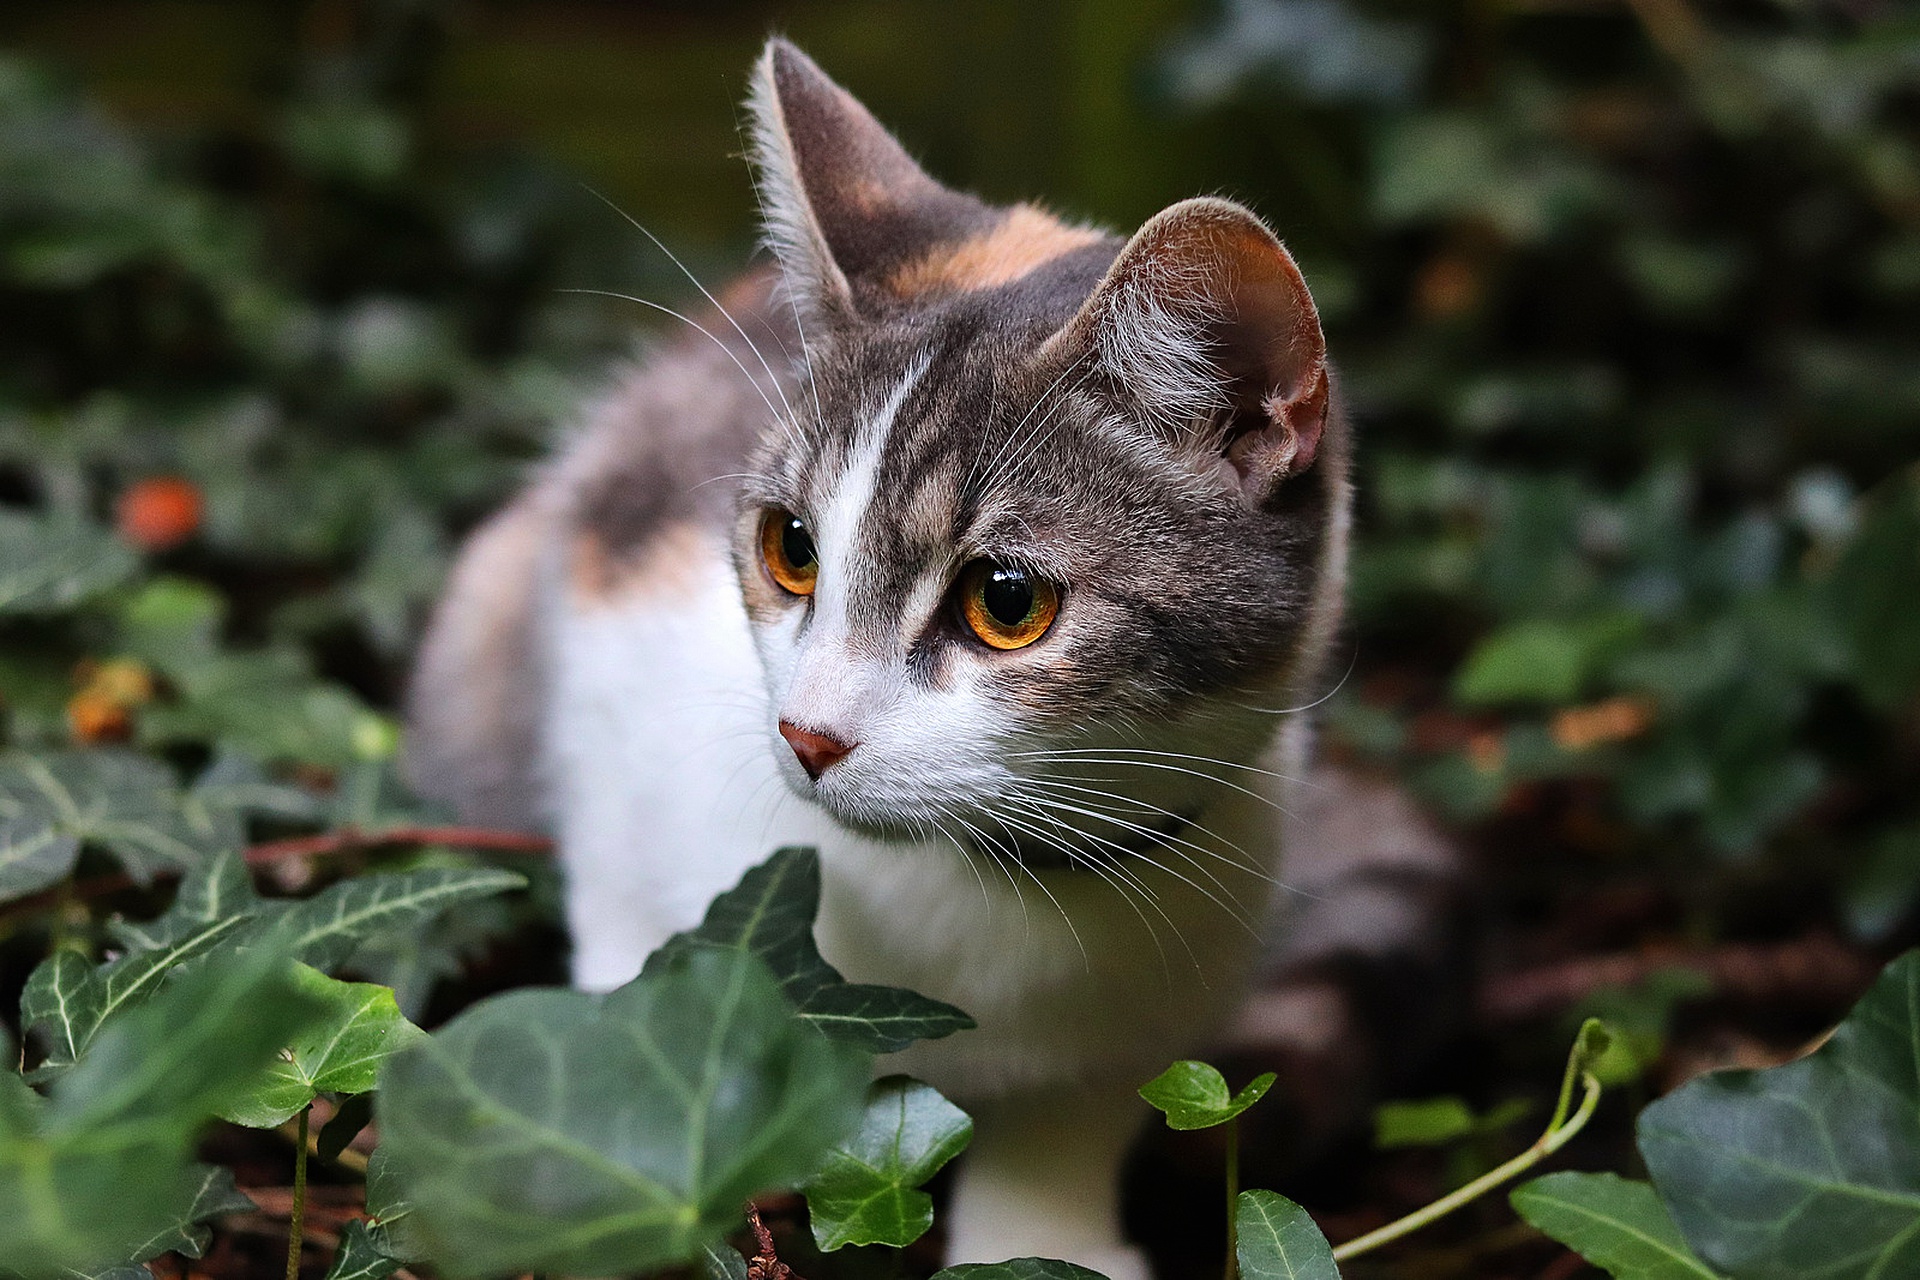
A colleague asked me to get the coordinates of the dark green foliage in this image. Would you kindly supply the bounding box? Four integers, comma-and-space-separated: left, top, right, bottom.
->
322, 1221, 404, 1280
1140, 1060, 1275, 1130
805, 1075, 974, 1251
1512, 1173, 1719, 1279
934, 1262, 1112, 1280
374, 947, 871, 1278
645, 846, 975, 1053
1233, 1191, 1340, 1280
1163, 0, 1920, 906
0, 945, 326, 1278
1637, 950, 1920, 1279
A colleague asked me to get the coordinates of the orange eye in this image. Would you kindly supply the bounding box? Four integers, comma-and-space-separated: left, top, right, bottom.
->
760, 509, 818, 596
958, 561, 1059, 650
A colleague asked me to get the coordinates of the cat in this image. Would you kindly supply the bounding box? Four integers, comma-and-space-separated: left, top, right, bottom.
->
406, 38, 1356, 1280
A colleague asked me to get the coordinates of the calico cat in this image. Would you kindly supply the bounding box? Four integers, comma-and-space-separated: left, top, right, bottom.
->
407, 39, 1354, 1279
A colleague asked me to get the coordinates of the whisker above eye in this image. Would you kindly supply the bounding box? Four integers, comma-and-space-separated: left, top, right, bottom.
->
581, 186, 805, 434
559, 287, 804, 448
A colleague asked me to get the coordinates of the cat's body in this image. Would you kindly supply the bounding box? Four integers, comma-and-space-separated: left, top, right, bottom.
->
409, 42, 1356, 1277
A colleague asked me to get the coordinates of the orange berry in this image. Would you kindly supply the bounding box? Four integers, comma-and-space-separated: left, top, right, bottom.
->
67, 690, 132, 744
116, 476, 203, 551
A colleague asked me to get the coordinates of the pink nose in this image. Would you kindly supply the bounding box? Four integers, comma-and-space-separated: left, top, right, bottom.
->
779, 720, 855, 780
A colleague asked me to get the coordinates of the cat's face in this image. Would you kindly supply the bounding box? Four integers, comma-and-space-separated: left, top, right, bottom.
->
733, 42, 1347, 864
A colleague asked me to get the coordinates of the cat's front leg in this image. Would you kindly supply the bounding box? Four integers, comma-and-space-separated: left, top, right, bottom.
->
943, 1082, 1153, 1280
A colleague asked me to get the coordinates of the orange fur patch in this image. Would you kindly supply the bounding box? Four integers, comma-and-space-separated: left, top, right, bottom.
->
570, 522, 716, 605
889, 205, 1103, 297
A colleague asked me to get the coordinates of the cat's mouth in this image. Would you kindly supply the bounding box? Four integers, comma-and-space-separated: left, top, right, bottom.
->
804, 781, 1198, 870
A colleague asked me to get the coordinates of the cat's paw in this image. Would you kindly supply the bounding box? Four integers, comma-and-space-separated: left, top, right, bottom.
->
1065, 1243, 1153, 1280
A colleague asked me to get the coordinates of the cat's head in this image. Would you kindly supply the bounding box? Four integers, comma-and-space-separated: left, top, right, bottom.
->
734, 41, 1349, 863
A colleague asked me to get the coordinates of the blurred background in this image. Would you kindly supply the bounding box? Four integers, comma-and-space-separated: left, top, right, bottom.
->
1, 0, 1916, 1273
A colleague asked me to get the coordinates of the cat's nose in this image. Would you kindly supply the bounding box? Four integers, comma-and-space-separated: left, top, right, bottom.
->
778, 719, 855, 780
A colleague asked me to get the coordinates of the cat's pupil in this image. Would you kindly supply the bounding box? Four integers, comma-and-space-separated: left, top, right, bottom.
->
781, 517, 816, 569
982, 567, 1034, 625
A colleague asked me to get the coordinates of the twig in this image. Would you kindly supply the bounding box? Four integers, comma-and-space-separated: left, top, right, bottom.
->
0, 825, 552, 926
746, 1204, 797, 1280
1331, 1026, 1606, 1261
1479, 935, 1876, 1023
244, 826, 553, 867
278, 1110, 371, 1175
287, 1105, 310, 1280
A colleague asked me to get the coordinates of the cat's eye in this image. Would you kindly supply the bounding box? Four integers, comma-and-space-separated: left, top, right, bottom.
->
760, 509, 818, 596
958, 561, 1060, 650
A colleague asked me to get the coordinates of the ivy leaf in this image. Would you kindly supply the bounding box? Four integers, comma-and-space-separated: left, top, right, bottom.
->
108, 849, 260, 951
374, 947, 869, 1277
0, 750, 227, 897
1511, 1172, 1722, 1279
805, 1075, 974, 1251
799, 982, 978, 1053
1638, 949, 1920, 1280
115, 1164, 258, 1266
702, 1243, 750, 1280
22, 912, 258, 1078
222, 966, 424, 1129
644, 846, 974, 1053
322, 1221, 402, 1280
0, 945, 325, 1277
317, 1092, 375, 1161
932, 1261, 1110, 1280
1139, 1061, 1276, 1131
274, 865, 528, 970
0, 511, 136, 617
0, 815, 78, 900
1234, 1190, 1340, 1280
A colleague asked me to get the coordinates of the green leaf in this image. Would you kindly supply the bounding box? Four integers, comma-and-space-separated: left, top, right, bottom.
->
0, 815, 78, 900
1374, 1096, 1477, 1147
799, 981, 978, 1053
317, 1092, 375, 1162
702, 1243, 750, 1280
1511, 1173, 1722, 1279
933, 1262, 1111, 1280
1638, 949, 1920, 1280
274, 865, 528, 970
645, 847, 973, 1053
107, 849, 261, 952
0, 750, 225, 897
115, 1164, 257, 1265
1235, 1190, 1340, 1280
222, 966, 424, 1128
805, 1075, 974, 1251
1139, 1061, 1276, 1131
1453, 614, 1642, 706
374, 947, 869, 1277
0, 945, 325, 1277
0, 511, 136, 617
322, 1221, 402, 1280
23, 911, 257, 1077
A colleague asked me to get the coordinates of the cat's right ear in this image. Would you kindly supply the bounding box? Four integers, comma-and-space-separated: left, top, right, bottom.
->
747, 39, 993, 321
1041, 197, 1330, 503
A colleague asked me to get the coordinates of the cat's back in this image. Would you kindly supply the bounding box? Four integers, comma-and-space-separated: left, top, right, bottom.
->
404, 269, 793, 829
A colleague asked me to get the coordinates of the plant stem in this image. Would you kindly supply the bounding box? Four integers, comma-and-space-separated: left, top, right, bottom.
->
287, 1105, 310, 1280
1330, 1069, 1603, 1262
1224, 1118, 1239, 1280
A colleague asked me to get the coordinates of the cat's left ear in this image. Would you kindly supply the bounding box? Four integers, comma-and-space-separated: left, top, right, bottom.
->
747, 38, 994, 320
1043, 197, 1329, 500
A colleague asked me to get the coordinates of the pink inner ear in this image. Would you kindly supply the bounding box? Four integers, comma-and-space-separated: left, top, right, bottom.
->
1254, 369, 1329, 478
1215, 229, 1329, 488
